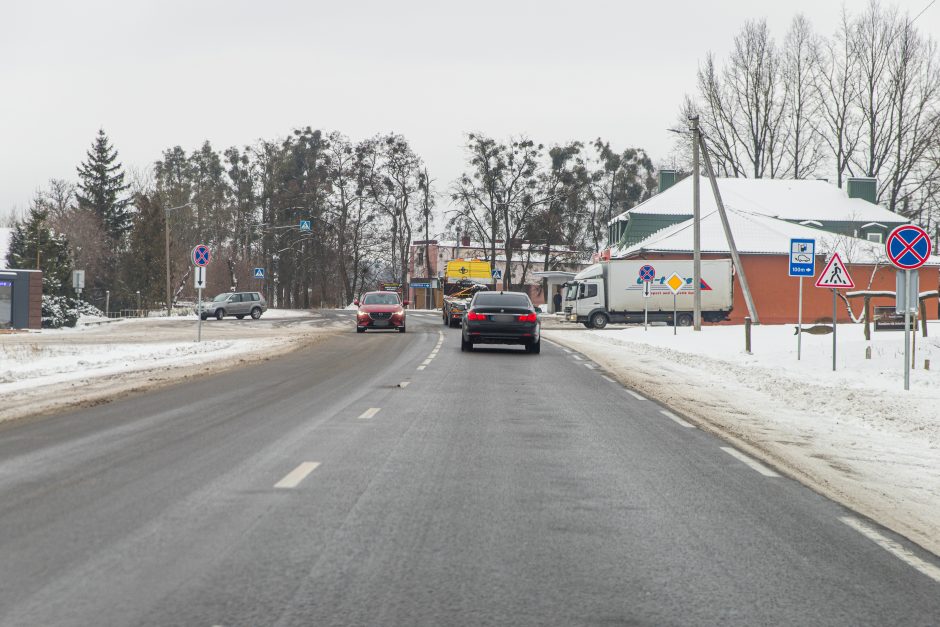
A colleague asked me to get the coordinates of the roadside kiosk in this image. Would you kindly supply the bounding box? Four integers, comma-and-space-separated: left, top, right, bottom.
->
0, 269, 42, 330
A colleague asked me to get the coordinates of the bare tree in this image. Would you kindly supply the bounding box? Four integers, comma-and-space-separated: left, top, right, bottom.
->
813, 8, 863, 188
782, 15, 825, 179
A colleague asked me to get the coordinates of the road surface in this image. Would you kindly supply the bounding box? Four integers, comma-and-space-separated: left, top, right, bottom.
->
0, 311, 938, 626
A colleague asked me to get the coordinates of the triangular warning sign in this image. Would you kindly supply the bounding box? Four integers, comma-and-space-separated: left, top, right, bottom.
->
814, 253, 855, 289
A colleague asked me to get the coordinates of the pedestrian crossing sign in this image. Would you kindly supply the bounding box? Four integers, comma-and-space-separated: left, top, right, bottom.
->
814, 253, 855, 289
253, 267, 265, 279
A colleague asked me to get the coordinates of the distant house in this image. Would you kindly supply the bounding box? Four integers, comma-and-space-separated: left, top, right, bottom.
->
407, 237, 589, 308
609, 175, 907, 250
608, 177, 938, 324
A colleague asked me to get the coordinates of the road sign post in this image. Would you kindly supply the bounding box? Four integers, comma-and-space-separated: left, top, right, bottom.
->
639, 265, 655, 332
789, 239, 815, 361
194, 266, 207, 342
192, 244, 211, 343
814, 253, 855, 371
72, 269, 85, 299
666, 271, 683, 336
885, 224, 932, 390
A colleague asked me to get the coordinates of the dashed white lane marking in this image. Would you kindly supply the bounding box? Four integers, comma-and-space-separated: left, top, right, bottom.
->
421, 359, 432, 366
626, 390, 647, 401
571, 355, 583, 361
562, 348, 572, 354
274, 462, 320, 489
358, 407, 381, 419
398, 381, 410, 388
417, 365, 426, 371
720, 447, 780, 477
840, 516, 940, 584
660, 409, 695, 428
601, 375, 615, 383
583, 363, 597, 370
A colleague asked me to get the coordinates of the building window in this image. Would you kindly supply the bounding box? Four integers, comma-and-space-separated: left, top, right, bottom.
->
416, 250, 424, 266
866, 232, 883, 243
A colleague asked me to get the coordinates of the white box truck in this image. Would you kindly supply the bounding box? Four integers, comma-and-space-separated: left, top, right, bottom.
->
563, 259, 734, 328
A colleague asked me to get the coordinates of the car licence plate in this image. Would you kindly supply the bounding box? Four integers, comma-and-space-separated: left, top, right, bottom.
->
373, 320, 389, 327
493, 314, 515, 323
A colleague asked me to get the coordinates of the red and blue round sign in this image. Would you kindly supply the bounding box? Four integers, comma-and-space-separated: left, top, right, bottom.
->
639, 264, 656, 282
191, 244, 212, 267
886, 225, 931, 270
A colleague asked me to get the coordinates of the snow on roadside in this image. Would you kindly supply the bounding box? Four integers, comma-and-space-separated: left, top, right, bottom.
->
0, 339, 273, 394
544, 323, 940, 556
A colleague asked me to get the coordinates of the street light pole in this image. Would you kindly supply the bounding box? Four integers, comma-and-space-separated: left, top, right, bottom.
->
164, 202, 191, 316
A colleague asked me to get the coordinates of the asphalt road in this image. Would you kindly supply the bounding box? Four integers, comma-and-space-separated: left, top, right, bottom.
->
0, 311, 938, 626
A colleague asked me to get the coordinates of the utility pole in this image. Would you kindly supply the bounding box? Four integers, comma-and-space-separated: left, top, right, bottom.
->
691, 115, 702, 331
697, 132, 760, 324
164, 202, 191, 316
35, 213, 42, 270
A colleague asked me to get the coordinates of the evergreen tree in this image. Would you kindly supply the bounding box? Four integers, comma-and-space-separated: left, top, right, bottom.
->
5, 204, 72, 294
76, 129, 131, 243
122, 193, 166, 308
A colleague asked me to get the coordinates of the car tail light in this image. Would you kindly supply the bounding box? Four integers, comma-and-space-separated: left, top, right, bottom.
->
466, 310, 487, 321
517, 313, 537, 322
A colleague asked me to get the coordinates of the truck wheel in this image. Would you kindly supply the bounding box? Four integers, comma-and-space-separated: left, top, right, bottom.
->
677, 313, 693, 327
589, 312, 608, 330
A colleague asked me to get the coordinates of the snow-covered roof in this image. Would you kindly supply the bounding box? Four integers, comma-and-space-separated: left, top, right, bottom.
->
612, 177, 907, 224
0, 228, 11, 269
613, 209, 940, 266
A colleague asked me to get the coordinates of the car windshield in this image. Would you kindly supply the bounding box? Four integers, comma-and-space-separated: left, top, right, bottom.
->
565, 284, 579, 301
212, 294, 230, 302
362, 293, 401, 305
472, 293, 531, 308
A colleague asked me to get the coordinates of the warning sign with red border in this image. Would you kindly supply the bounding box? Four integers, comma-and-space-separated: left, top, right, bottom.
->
814, 253, 855, 289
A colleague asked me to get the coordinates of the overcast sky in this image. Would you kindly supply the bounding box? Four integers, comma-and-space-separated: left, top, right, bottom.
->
2, 0, 938, 222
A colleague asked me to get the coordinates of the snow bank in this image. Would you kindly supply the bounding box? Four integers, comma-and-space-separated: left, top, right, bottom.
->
544, 323, 940, 556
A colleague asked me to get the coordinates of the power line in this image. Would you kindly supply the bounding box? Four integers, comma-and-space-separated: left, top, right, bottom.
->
911, 0, 935, 24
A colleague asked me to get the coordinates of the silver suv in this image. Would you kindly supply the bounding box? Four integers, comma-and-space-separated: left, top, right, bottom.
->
201, 291, 267, 320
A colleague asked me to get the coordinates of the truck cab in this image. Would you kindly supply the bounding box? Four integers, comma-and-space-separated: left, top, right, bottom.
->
564, 264, 608, 328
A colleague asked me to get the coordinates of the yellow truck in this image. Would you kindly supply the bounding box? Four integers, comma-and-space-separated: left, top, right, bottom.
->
441, 259, 492, 327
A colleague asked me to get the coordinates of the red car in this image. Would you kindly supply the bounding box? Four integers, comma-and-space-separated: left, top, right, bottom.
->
355, 291, 408, 333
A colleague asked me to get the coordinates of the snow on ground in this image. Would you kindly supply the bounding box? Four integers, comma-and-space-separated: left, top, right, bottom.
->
0, 311, 345, 424
544, 322, 940, 556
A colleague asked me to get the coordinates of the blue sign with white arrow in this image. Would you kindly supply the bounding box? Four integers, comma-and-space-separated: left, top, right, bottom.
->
789, 238, 816, 277
253, 267, 265, 279
299, 220, 312, 232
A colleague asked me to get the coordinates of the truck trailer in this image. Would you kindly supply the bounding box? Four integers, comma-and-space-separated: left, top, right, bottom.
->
564, 259, 733, 328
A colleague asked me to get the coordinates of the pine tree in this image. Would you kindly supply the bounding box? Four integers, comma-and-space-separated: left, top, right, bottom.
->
122, 193, 167, 308
5, 204, 73, 294
76, 129, 131, 244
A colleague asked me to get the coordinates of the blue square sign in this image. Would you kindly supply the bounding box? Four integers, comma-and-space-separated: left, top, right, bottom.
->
789, 238, 816, 277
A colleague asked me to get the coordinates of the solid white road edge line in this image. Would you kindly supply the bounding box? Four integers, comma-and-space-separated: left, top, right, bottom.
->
720, 447, 780, 477
601, 375, 615, 383
660, 409, 696, 429
274, 462, 320, 489
626, 390, 647, 400
358, 407, 381, 419
840, 516, 940, 584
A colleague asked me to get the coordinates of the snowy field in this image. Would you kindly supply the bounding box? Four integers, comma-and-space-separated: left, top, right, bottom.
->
0, 310, 344, 424
544, 322, 940, 556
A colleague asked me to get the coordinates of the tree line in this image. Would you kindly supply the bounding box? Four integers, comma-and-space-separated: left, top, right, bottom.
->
7, 128, 657, 312
6, 128, 435, 312
678, 1, 940, 229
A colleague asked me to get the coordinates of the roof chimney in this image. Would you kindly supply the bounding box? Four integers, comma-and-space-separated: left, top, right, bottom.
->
658, 169, 678, 193
847, 177, 877, 204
